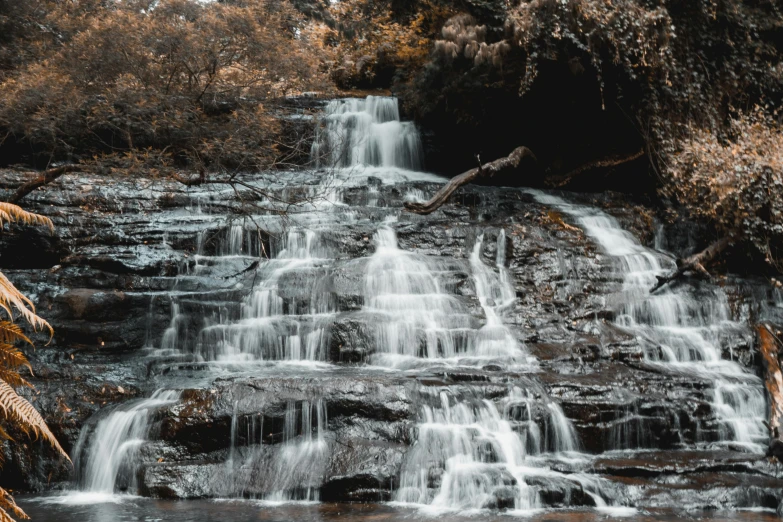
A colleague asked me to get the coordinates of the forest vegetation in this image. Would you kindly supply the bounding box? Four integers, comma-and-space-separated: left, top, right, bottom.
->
0, 0, 781, 273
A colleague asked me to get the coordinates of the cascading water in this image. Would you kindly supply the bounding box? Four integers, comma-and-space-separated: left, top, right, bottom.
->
364, 228, 532, 368
364, 226, 473, 366
223, 399, 329, 501
74, 390, 181, 496
469, 233, 529, 361
528, 190, 768, 453
395, 387, 611, 512
311, 96, 423, 171
195, 229, 335, 363
45, 96, 781, 519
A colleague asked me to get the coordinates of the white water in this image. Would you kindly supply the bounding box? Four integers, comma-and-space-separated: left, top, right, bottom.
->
195, 229, 335, 363
469, 232, 528, 360
528, 190, 767, 453
76, 389, 181, 495
364, 228, 531, 368
395, 388, 608, 512
364, 227, 471, 365
263, 399, 328, 502
312, 96, 423, 170
225, 399, 329, 501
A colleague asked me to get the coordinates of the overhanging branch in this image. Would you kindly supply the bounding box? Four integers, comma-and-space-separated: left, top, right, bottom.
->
8, 165, 81, 204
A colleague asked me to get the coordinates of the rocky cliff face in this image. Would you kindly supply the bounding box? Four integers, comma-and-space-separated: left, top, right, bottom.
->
1, 165, 781, 512
3, 91, 783, 514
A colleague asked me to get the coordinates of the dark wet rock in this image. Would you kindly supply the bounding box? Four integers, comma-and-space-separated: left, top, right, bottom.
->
141, 462, 221, 499
593, 450, 780, 478
0, 166, 779, 513
0, 225, 66, 269
329, 316, 372, 363
525, 475, 596, 507
613, 471, 783, 511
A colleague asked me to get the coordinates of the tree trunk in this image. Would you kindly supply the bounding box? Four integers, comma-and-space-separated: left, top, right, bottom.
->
403, 146, 536, 215
650, 235, 734, 293
8, 165, 81, 204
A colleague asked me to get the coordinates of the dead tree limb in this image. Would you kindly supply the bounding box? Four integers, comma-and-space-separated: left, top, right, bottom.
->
758, 324, 783, 440
224, 260, 260, 279
547, 149, 645, 188
403, 146, 536, 215
650, 235, 734, 293
8, 164, 81, 204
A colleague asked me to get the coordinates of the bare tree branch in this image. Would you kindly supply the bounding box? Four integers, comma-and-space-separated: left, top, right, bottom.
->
547, 149, 645, 188
8, 165, 82, 204
403, 146, 537, 215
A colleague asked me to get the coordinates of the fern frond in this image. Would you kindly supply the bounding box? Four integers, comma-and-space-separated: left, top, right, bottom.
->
0, 487, 28, 521
0, 203, 53, 233
0, 369, 31, 390
0, 344, 31, 373
0, 273, 52, 337
0, 323, 31, 346
0, 380, 69, 463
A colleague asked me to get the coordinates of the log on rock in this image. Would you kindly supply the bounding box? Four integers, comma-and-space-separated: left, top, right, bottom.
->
8, 164, 81, 204
650, 235, 733, 293
404, 146, 536, 215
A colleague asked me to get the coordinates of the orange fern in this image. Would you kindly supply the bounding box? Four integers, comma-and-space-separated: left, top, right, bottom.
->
0, 203, 53, 233
0, 204, 66, 522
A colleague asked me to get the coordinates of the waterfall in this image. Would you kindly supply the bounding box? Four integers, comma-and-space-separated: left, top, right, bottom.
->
31, 94, 783, 519
364, 226, 469, 366
469, 233, 527, 359
222, 399, 329, 501
311, 96, 423, 171
195, 229, 335, 363
75, 390, 181, 496
395, 387, 607, 512
364, 227, 530, 368
528, 190, 768, 453
263, 399, 328, 502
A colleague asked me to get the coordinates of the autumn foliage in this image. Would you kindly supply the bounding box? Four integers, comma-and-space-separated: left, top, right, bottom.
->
0, 0, 328, 172
316, 0, 455, 89
666, 108, 783, 268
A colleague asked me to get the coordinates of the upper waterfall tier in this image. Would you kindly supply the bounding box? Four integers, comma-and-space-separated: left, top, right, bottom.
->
310, 96, 423, 170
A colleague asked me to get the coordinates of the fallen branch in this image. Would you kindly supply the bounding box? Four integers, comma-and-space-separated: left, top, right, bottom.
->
8, 164, 81, 204
403, 146, 536, 215
650, 235, 733, 293
547, 149, 645, 188
170, 169, 208, 187
223, 260, 260, 279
